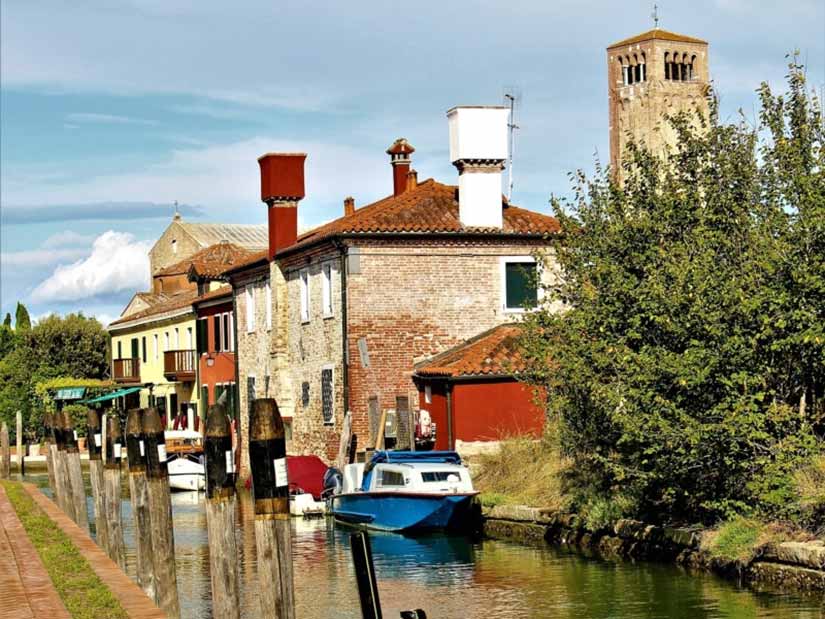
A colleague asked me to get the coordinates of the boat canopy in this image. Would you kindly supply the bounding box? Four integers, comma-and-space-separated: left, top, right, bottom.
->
80, 386, 142, 404
369, 451, 463, 465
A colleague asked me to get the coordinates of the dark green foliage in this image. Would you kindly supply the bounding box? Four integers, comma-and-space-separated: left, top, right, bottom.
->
61, 404, 90, 438
520, 60, 824, 526
3, 313, 11, 328
15, 302, 31, 331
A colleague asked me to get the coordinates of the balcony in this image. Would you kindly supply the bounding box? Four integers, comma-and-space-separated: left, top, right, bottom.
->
113, 358, 140, 383
164, 349, 196, 382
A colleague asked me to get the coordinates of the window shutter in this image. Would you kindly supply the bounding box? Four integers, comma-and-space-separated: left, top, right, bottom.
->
213, 315, 221, 352
321, 369, 333, 424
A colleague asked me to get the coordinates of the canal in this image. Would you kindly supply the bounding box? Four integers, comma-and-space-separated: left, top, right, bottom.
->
22, 472, 822, 618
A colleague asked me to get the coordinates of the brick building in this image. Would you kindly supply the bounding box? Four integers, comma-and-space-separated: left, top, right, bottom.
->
225, 106, 562, 480
607, 28, 710, 180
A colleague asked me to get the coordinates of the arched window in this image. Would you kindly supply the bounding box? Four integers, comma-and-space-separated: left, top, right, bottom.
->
664, 52, 671, 80
620, 58, 629, 85
640, 52, 647, 82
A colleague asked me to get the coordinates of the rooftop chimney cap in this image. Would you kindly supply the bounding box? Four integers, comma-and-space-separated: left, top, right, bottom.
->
447, 106, 509, 164
386, 138, 415, 156
258, 153, 307, 203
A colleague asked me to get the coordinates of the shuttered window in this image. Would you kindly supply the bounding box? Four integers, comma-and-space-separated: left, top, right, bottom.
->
504, 261, 538, 310
196, 318, 208, 355
213, 315, 222, 352
321, 368, 333, 424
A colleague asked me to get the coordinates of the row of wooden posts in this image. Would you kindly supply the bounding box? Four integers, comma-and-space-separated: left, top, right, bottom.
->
0, 411, 25, 479
23, 399, 295, 619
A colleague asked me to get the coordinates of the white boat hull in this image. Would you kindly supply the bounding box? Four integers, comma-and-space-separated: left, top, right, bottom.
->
167, 455, 205, 491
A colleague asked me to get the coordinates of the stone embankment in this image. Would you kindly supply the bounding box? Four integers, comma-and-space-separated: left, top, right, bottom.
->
482, 505, 825, 593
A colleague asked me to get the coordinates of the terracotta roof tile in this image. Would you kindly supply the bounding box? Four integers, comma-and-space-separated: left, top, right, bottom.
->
192, 286, 233, 305
414, 323, 526, 378
156, 242, 256, 278
608, 28, 707, 49
108, 289, 198, 328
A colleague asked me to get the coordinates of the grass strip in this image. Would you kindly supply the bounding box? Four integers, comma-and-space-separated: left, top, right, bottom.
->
2, 481, 129, 619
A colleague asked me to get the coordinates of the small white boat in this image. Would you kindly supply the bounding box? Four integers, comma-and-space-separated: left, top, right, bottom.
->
290, 492, 326, 517
167, 453, 206, 491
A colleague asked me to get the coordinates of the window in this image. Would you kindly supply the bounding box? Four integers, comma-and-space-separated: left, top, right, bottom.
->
171, 239, 177, 254
196, 319, 208, 355
131, 338, 139, 359
174, 327, 180, 349
213, 315, 222, 352
300, 269, 310, 323
265, 281, 272, 330
422, 471, 461, 483
117, 341, 122, 359
321, 367, 333, 424
141, 336, 147, 362
302, 382, 310, 407
502, 257, 538, 312
153, 334, 159, 360
201, 385, 210, 407
245, 285, 256, 332
222, 313, 230, 351
379, 470, 405, 487
164, 331, 170, 351
228, 313, 235, 351
186, 327, 193, 349
322, 263, 333, 317
215, 383, 225, 404
424, 385, 432, 404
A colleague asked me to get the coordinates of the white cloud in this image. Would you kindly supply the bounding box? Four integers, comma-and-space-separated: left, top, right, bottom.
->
31, 231, 151, 303
42, 231, 96, 248
66, 112, 159, 126
1, 247, 89, 268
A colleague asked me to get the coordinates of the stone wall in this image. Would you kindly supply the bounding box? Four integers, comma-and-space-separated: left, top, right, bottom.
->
149, 220, 201, 277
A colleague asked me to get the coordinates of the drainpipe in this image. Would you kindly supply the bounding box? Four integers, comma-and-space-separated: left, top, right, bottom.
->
446, 380, 454, 450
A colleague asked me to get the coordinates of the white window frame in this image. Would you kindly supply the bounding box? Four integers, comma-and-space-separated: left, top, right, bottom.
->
164, 331, 169, 352
321, 363, 334, 426
222, 312, 230, 351
186, 326, 192, 349
228, 312, 235, 351
174, 327, 180, 349
322, 262, 333, 318
245, 285, 256, 333
265, 280, 272, 331
299, 268, 310, 324
500, 255, 542, 314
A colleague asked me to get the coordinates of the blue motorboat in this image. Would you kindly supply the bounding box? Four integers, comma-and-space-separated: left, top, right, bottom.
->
327, 451, 479, 532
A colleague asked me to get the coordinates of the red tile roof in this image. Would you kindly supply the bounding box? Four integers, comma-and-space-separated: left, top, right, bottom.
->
192, 286, 233, 305
608, 28, 707, 49
109, 289, 199, 328
156, 242, 255, 278
414, 323, 527, 378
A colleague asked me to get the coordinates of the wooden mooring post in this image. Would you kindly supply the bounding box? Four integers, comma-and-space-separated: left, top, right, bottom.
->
125, 408, 156, 600
104, 412, 127, 570
16, 410, 23, 475
61, 408, 90, 531
43, 412, 57, 496
0, 422, 10, 479
336, 411, 353, 471
86, 409, 109, 556
143, 406, 181, 619
204, 403, 241, 619
53, 409, 76, 521
250, 398, 295, 619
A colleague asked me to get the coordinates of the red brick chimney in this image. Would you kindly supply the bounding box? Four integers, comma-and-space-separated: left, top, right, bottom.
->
258, 153, 306, 260
344, 196, 355, 217
386, 138, 415, 197
406, 169, 418, 192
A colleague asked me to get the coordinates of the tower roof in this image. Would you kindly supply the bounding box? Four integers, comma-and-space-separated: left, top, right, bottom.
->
608, 28, 707, 49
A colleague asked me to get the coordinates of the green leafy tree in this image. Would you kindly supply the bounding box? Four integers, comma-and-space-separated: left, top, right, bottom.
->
3, 313, 11, 328
520, 60, 824, 526
15, 302, 31, 331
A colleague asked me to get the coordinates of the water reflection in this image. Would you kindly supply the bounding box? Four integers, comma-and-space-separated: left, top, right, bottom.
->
21, 472, 822, 619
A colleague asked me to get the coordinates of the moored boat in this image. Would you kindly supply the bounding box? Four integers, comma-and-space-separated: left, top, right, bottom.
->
167, 453, 206, 491
327, 451, 478, 532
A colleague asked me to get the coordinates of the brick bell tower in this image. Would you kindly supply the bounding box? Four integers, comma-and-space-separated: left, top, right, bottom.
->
607, 27, 710, 180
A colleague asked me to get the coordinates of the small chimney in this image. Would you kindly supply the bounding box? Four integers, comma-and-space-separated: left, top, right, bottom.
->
344, 196, 355, 217
386, 138, 415, 197
406, 169, 418, 192
447, 106, 509, 228
258, 152, 307, 260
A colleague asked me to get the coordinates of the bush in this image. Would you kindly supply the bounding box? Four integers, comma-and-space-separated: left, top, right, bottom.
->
61, 404, 90, 438
794, 455, 825, 532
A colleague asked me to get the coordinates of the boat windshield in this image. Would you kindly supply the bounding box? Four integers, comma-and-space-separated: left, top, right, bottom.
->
421, 471, 461, 482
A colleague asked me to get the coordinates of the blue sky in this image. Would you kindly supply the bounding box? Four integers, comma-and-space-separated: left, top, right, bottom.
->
2, 0, 823, 325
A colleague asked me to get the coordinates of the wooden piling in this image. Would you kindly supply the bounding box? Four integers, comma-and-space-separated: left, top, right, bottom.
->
350, 531, 382, 619
250, 398, 295, 619
61, 408, 90, 530
43, 412, 57, 496
104, 413, 127, 570
143, 406, 181, 619
53, 410, 76, 521
16, 410, 23, 474
204, 403, 241, 619
374, 409, 388, 450
87, 409, 109, 555
336, 411, 353, 471
1, 422, 9, 479
125, 408, 155, 600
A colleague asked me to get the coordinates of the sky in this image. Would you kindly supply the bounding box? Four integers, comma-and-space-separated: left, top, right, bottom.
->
1, 0, 823, 326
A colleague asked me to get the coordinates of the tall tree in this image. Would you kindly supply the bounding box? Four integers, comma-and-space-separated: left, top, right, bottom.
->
520, 60, 824, 526
15, 302, 31, 331
3, 313, 11, 328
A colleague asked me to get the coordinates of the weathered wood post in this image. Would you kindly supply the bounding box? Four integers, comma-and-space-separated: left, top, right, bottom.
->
144, 406, 181, 619
87, 409, 109, 555
104, 413, 127, 569
53, 409, 76, 520
125, 408, 155, 600
374, 409, 388, 451
336, 411, 353, 471
43, 412, 57, 496
16, 410, 23, 475
0, 422, 10, 479
204, 403, 241, 619
250, 398, 295, 619
61, 409, 90, 530
350, 531, 382, 619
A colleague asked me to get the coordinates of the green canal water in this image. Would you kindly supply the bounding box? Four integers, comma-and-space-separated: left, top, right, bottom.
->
22, 472, 823, 618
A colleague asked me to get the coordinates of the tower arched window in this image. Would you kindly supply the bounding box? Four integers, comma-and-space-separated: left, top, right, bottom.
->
664, 52, 671, 80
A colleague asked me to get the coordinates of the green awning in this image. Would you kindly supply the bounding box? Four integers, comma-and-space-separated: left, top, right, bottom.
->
80, 386, 142, 404
55, 387, 86, 401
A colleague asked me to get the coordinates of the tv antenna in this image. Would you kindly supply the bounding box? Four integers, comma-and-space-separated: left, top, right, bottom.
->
651, 3, 659, 28
504, 90, 520, 202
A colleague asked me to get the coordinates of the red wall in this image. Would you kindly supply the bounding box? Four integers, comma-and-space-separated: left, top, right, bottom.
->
418, 378, 544, 450
196, 300, 236, 405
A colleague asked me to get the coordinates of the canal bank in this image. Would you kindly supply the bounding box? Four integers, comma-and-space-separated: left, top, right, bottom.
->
481, 504, 825, 595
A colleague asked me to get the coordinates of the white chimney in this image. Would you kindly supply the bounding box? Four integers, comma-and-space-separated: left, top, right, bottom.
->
447, 106, 509, 228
